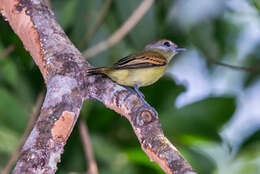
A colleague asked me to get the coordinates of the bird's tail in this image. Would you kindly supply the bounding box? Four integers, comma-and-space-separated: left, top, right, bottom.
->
86, 67, 110, 74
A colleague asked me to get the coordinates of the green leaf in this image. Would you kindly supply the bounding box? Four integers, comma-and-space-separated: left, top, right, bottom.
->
0, 87, 28, 133
0, 126, 20, 154
0, 58, 36, 109
180, 146, 216, 174
239, 129, 260, 152
0, 152, 9, 172
213, 142, 260, 174
125, 148, 164, 173
253, 0, 260, 12
54, 0, 79, 30
70, 0, 104, 48
162, 97, 236, 141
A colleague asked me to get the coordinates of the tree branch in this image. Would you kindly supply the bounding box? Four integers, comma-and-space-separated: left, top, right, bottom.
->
79, 118, 98, 174
83, 0, 155, 58
80, 0, 112, 47
0, 0, 196, 173
208, 57, 260, 72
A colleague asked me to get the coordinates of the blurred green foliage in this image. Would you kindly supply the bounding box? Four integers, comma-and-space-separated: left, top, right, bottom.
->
1, 0, 260, 173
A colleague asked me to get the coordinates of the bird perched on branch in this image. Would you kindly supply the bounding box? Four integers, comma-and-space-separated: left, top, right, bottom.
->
87, 39, 185, 114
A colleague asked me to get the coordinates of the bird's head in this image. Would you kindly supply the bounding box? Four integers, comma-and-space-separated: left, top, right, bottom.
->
144, 39, 185, 61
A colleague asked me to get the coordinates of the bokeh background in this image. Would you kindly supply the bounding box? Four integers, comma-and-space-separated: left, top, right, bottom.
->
1, 0, 260, 173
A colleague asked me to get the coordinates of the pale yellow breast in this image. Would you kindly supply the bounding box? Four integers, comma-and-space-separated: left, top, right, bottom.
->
106, 66, 167, 87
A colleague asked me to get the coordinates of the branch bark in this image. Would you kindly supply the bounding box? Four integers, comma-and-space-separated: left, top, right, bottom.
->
0, 0, 196, 174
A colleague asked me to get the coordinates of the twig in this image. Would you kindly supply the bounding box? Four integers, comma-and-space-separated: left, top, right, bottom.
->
83, 0, 155, 58
0, 45, 15, 59
208, 57, 260, 72
1, 90, 45, 174
80, 0, 112, 47
79, 118, 98, 174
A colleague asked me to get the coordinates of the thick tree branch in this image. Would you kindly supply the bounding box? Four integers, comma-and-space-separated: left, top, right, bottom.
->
0, 0, 196, 174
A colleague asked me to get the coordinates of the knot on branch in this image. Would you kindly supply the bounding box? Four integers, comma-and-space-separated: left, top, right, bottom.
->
134, 109, 156, 127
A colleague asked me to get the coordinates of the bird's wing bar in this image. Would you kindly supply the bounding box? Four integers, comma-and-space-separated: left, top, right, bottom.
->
115, 54, 138, 66
113, 52, 167, 70
114, 62, 165, 69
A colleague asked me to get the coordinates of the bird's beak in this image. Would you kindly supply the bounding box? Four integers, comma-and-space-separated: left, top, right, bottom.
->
175, 48, 186, 53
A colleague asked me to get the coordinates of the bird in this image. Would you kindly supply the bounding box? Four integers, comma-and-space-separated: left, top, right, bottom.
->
87, 39, 185, 114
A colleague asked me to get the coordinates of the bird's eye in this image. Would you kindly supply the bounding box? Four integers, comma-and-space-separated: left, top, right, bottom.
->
163, 41, 171, 47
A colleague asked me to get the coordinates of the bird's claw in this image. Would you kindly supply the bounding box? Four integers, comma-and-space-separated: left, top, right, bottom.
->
124, 84, 158, 115
124, 86, 135, 100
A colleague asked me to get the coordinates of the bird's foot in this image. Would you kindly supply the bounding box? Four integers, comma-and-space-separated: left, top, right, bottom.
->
133, 84, 157, 115
124, 86, 136, 100
133, 84, 145, 99
124, 86, 145, 100
124, 84, 157, 115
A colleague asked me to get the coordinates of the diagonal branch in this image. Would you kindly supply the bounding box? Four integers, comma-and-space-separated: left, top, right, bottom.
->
83, 0, 155, 58
0, 0, 196, 174
79, 118, 98, 174
80, 0, 112, 47
208, 57, 260, 72
0, 45, 15, 59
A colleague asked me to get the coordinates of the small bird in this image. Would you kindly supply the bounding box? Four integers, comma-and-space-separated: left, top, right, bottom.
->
87, 39, 185, 113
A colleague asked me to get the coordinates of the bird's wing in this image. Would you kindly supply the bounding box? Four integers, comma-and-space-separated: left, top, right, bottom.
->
113, 51, 167, 70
